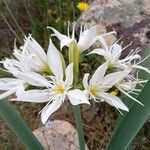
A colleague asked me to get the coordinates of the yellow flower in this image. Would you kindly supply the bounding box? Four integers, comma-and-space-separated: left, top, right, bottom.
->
77, 2, 89, 11
111, 89, 119, 96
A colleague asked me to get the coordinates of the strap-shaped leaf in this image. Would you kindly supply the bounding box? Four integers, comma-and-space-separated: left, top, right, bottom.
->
107, 80, 150, 150
0, 100, 44, 150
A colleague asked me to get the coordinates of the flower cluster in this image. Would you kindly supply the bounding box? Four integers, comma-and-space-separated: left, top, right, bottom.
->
0, 24, 149, 124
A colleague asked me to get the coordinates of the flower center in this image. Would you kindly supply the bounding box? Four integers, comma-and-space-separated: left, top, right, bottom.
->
89, 85, 98, 96
111, 89, 118, 96
53, 84, 65, 94
108, 60, 116, 68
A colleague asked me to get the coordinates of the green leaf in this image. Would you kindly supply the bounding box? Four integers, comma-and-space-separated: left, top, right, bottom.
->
0, 100, 44, 150
107, 80, 150, 150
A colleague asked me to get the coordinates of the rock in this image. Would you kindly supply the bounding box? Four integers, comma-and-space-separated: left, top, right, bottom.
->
76, 0, 150, 57
33, 120, 89, 150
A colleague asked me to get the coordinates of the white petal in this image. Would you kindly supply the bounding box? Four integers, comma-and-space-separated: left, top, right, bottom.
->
111, 43, 122, 60
48, 27, 72, 49
103, 69, 130, 87
41, 98, 63, 124
88, 48, 107, 58
65, 63, 73, 87
133, 65, 150, 74
47, 39, 63, 79
0, 78, 23, 90
90, 62, 108, 84
16, 71, 50, 87
0, 88, 17, 100
120, 54, 141, 63
96, 36, 109, 51
67, 89, 90, 105
83, 73, 89, 89
15, 88, 50, 103
60, 38, 73, 49
118, 88, 144, 106
77, 26, 97, 52
48, 27, 69, 41
23, 36, 47, 64
100, 92, 129, 111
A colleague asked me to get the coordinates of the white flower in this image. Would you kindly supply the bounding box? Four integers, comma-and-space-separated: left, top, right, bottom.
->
2, 58, 50, 87
115, 74, 146, 106
48, 24, 97, 52
14, 40, 90, 124
89, 37, 150, 73
0, 78, 26, 100
21, 35, 50, 73
83, 62, 129, 112
3, 35, 50, 73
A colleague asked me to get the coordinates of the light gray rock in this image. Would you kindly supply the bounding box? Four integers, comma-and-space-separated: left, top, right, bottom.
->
77, 0, 150, 57
33, 120, 89, 150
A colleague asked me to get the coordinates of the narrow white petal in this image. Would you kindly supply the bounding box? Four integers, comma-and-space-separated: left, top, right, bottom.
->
67, 89, 90, 105
23, 36, 47, 63
111, 43, 122, 60
118, 88, 144, 106
100, 92, 129, 111
47, 27, 69, 41
88, 48, 107, 58
47, 39, 63, 79
16, 71, 50, 87
15, 88, 50, 103
103, 69, 130, 87
120, 54, 141, 63
77, 26, 97, 52
0, 88, 17, 100
83, 73, 89, 89
60, 38, 73, 49
0, 78, 23, 90
65, 63, 73, 87
41, 98, 63, 124
133, 65, 150, 74
90, 62, 108, 84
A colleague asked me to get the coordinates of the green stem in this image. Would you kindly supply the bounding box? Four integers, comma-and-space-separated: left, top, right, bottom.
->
0, 100, 44, 150
72, 105, 85, 150
69, 41, 85, 150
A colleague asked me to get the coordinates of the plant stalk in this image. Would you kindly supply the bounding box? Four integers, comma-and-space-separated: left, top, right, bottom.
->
69, 41, 85, 150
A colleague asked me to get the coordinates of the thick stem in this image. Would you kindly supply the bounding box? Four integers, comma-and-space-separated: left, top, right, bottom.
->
69, 41, 85, 150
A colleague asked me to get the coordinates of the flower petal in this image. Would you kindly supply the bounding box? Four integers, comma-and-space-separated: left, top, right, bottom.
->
90, 62, 108, 84
100, 92, 129, 111
16, 71, 50, 87
41, 98, 63, 124
48, 27, 72, 49
0, 78, 23, 90
60, 38, 73, 50
88, 48, 107, 58
77, 26, 97, 52
23, 36, 47, 63
133, 65, 150, 74
67, 89, 90, 105
14, 88, 50, 103
83, 73, 89, 89
103, 69, 130, 87
47, 39, 63, 79
65, 63, 73, 87
118, 87, 144, 106
0, 88, 17, 100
